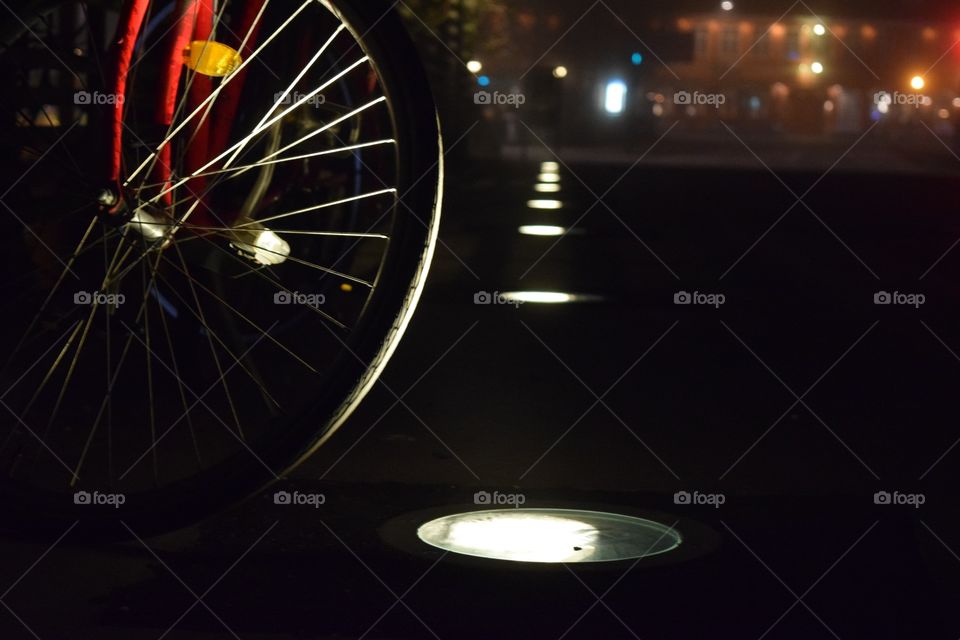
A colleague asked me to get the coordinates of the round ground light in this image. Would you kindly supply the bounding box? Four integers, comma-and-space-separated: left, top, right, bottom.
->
416, 508, 682, 564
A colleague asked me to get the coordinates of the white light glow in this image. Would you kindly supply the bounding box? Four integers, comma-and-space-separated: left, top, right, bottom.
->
813, 24, 826, 36
721, 1, 734, 11
527, 199, 563, 210
811, 61, 824, 74
421, 513, 598, 563
537, 172, 561, 183
553, 65, 568, 79
604, 79, 627, 114
417, 509, 683, 564
500, 291, 575, 303
540, 161, 560, 172
534, 183, 561, 193
466, 60, 483, 73
519, 225, 567, 236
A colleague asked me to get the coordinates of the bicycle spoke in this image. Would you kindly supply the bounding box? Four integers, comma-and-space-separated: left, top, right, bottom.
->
136, 139, 396, 189
2, 215, 98, 371
102, 225, 115, 480
249, 244, 374, 288
153, 276, 204, 470
70, 328, 138, 487
137, 0, 235, 191
169, 243, 245, 441
161, 252, 324, 372
0, 320, 80, 461
122, 219, 389, 240
124, 0, 307, 186
222, 24, 346, 168
145, 57, 375, 202
234, 95, 386, 178
139, 239, 160, 482
152, 268, 282, 412
235, 188, 396, 228
13, 232, 129, 427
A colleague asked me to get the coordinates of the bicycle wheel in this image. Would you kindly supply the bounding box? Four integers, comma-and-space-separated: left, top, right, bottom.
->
0, 0, 442, 535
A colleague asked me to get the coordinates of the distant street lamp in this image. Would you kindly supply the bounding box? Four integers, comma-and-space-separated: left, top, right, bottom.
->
911, 75, 926, 90
604, 79, 627, 114
553, 65, 568, 79
466, 60, 483, 73
721, 1, 734, 11
813, 24, 826, 36
811, 61, 824, 74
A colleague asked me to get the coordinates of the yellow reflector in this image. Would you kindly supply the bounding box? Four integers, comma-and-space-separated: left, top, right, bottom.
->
183, 40, 242, 77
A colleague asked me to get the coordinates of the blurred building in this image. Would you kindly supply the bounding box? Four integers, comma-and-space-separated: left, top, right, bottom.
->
662, 13, 960, 134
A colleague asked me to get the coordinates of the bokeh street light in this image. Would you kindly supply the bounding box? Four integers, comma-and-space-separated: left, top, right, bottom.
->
910, 75, 926, 90
553, 65, 568, 79
604, 79, 627, 114
466, 60, 482, 74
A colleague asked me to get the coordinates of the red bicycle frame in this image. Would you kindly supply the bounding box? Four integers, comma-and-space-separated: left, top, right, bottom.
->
104, 0, 260, 219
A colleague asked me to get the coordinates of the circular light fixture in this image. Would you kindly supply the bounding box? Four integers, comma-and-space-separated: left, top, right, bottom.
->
534, 183, 561, 193
417, 509, 682, 563
911, 75, 925, 90
720, 1, 734, 11
526, 199, 563, 210
466, 59, 483, 73
811, 61, 824, 74
813, 24, 826, 36
553, 65, 568, 79
519, 225, 567, 237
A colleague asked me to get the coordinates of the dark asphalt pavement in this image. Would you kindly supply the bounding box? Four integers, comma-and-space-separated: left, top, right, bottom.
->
2, 153, 960, 638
